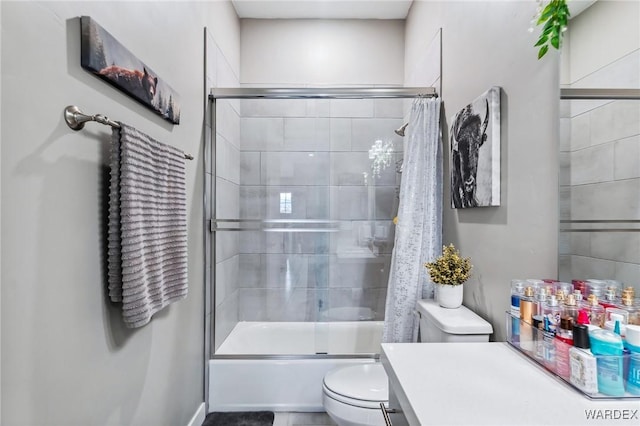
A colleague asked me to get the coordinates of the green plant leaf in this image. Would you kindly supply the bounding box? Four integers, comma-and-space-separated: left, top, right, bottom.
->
534, 36, 548, 47
551, 34, 560, 49
538, 44, 549, 59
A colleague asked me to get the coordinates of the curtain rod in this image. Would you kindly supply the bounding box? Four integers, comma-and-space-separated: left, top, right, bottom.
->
209, 87, 437, 100
63, 106, 194, 160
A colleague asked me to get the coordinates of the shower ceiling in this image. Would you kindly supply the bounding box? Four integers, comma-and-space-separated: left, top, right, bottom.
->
231, 0, 414, 19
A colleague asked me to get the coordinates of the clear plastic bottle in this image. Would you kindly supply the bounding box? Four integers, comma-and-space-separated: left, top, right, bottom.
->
580, 294, 605, 327
586, 279, 607, 298
520, 286, 535, 353
617, 294, 640, 326
562, 294, 579, 323
510, 280, 525, 344
600, 288, 619, 310
542, 295, 562, 371
555, 317, 574, 379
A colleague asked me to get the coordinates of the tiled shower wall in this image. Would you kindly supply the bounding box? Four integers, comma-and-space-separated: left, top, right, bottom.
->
559, 51, 640, 286
236, 97, 405, 322
205, 30, 241, 352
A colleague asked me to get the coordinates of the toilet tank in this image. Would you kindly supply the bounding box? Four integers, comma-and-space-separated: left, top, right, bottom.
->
416, 299, 493, 343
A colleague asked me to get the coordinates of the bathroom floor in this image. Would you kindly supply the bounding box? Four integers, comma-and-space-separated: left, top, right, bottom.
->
273, 412, 336, 426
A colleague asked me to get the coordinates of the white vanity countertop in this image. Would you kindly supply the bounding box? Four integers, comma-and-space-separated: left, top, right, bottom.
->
380, 342, 640, 426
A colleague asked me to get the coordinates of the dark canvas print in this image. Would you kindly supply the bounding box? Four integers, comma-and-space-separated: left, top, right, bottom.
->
80, 16, 181, 124
450, 86, 501, 208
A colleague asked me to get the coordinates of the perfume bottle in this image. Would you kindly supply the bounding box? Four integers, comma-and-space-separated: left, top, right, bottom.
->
617, 294, 640, 326
555, 317, 574, 379
542, 295, 561, 371
580, 294, 605, 327
520, 286, 535, 353
510, 280, 525, 344
562, 294, 579, 323
600, 288, 619, 310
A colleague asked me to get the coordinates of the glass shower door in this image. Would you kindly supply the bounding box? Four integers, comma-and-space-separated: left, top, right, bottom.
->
213, 95, 404, 356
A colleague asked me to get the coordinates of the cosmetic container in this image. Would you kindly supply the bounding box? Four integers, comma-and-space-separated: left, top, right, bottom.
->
580, 294, 605, 327
562, 294, 579, 323
555, 317, 574, 379
510, 280, 524, 344
617, 295, 640, 326
625, 324, 640, 395
554, 281, 574, 297
600, 288, 620, 310
569, 324, 598, 395
586, 280, 607, 298
572, 280, 587, 296
589, 329, 626, 397
520, 287, 535, 353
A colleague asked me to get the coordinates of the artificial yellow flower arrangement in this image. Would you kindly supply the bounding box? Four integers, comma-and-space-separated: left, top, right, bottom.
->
424, 244, 472, 286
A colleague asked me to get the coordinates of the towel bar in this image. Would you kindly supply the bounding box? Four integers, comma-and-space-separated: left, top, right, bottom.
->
63, 105, 194, 160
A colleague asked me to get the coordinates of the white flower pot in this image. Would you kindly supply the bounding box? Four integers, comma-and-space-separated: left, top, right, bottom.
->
436, 283, 464, 309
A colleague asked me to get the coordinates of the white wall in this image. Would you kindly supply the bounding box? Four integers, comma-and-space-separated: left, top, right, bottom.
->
406, 0, 560, 341
241, 19, 405, 85
1, 1, 239, 424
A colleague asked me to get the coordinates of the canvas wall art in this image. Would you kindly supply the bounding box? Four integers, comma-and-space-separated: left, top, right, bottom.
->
80, 16, 181, 125
450, 86, 501, 208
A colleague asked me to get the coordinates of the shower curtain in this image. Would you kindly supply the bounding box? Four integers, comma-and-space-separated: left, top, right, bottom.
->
382, 97, 442, 343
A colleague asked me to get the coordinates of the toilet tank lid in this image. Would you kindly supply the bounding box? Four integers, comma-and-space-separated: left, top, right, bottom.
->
416, 299, 493, 335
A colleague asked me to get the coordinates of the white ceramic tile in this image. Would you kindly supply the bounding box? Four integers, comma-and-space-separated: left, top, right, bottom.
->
284, 118, 331, 151
215, 255, 239, 307
241, 98, 307, 117
240, 152, 261, 185
240, 186, 265, 219
288, 412, 336, 425
216, 44, 239, 88
570, 143, 614, 185
569, 233, 591, 257
570, 112, 591, 151
614, 135, 640, 180
240, 117, 284, 151
216, 135, 240, 185
217, 100, 241, 150
328, 254, 391, 288
215, 177, 239, 219
261, 152, 330, 186
570, 179, 640, 221
215, 231, 239, 264
611, 100, 640, 142
570, 255, 617, 280
559, 117, 571, 152
329, 99, 374, 118
615, 262, 640, 291
351, 118, 404, 152
329, 185, 397, 220
329, 118, 352, 151
591, 232, 640, 264
272, 412, 288, 426
306, 99, 331, 117
330, 152, 397, 186
559, 152, 571, 186
214, 291, 239, 351
374, 98, 404, 118
205, 30, 218, 86
589, 101, 617, 146
559, 186, 571, 221
573, 49, 640, 89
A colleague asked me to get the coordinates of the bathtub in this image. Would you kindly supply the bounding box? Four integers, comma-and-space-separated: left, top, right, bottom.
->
208, 321, 383, 412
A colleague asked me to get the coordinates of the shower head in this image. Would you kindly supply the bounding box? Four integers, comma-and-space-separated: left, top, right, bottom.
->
394, 122, 409, 137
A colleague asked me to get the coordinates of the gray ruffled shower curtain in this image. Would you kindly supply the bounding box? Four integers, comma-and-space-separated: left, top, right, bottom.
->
382, 97, 442, 343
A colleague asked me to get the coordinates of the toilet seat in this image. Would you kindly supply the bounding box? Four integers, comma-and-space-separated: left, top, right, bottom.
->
322, 364, 388, 408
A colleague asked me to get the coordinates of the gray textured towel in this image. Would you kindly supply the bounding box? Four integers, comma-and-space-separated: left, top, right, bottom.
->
108, 124, 188, 328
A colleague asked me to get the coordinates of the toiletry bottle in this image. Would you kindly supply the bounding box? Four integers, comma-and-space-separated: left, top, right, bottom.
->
589, 328, 626, 397
572, 280, 587, 296
617, 294, 640, 325
562, 294, 579, 323
542, 295, 561, 371
555, 317, 574, 379
569, 324, 598, 395
625, 324, 640, 395
572, 289, 583, 304
587, 279, 607, 298
510, 280, 524, 344
532, 316, 545, 361
600, 288, 620, 310
520, 286, 535, 353
533, 288, 547, 317
604, 308, 629, 337
580, 294, 605, 327
555, 282, 574, 297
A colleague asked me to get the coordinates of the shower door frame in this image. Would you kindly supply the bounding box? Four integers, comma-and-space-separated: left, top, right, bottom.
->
207, 87, 437, 360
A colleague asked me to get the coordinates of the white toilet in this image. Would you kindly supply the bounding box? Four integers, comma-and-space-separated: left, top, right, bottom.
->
322, 299, 493, 426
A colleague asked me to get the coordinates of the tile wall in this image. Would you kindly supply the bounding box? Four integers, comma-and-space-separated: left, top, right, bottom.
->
559, 51, 640, 287
235, 97, 405, 322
